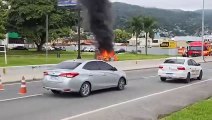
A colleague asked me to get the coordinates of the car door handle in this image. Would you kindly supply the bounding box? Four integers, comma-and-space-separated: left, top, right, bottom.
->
89, 74, 93, 76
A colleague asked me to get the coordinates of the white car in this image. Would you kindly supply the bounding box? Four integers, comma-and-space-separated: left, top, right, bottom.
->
43, 46, 55, 51
84, 47, 90, 52
158, 57, 203, 83
89, 47, 95, 52
84, 47, 95, 52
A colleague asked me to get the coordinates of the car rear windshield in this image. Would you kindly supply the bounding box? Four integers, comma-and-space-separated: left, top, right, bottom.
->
164, 59, 185, 64
55, 62, 81, 69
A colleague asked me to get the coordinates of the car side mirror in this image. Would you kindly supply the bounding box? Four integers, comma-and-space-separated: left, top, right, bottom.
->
111, 67, 117, 71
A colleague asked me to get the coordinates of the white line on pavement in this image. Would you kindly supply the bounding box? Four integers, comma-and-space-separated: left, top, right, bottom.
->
0, 94, 43, 102
142, 75, 157, 79
61, 79, 212, 120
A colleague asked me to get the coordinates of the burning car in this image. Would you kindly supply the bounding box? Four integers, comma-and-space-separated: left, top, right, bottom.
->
96, 49, 118, 62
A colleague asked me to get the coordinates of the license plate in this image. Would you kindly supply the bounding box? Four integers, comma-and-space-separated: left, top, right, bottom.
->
166, 73, 173, 78
169, 68, 176, 71
166, 73, 173, 75
50, 76, 58, 81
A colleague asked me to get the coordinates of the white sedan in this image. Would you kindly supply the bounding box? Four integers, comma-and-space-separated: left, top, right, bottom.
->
158, 57, 203, 83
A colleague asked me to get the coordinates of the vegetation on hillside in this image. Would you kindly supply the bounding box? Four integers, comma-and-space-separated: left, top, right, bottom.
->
112, 2, 212, 36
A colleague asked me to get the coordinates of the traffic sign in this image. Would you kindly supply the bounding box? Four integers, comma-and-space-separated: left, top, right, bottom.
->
160, 42, 169, 48
58, 0, 78, 7
0, 45, 5, 52
0, 45, 7, 65
160, 41, 177, 49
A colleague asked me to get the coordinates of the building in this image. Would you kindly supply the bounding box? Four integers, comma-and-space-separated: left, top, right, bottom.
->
0, 32, 25, 48
128, 33, 168, 47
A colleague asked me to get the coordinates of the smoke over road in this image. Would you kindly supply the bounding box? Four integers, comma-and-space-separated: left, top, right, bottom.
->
79, 0, 114, 52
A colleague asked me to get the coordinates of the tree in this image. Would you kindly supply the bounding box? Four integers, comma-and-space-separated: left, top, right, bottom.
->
114, 29, 131, 43
149, 30, 155, 41
143, 17, 157, 55
7, 0, 77, 51
71, 33, 87, 42
128, 16, 143, 53
0, 0, 8, 40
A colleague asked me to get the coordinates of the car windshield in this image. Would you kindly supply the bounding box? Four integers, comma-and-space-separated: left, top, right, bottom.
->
189, 46, 207, 51
55, 62, 81, 69
164, 59, 185, 64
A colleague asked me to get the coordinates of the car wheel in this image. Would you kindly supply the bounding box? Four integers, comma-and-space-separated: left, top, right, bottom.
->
79, 82, 91, 97
51, 90, 61, 95
160, 77, 166, 82
185, 72, 191, 83
197, 70, 203, 80
117, 78, 126, 90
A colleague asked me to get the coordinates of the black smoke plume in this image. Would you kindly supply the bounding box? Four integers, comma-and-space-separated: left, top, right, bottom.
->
79, 0, 114, 52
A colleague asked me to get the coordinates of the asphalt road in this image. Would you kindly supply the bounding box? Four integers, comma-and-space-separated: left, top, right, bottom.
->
0, 62, 212, 120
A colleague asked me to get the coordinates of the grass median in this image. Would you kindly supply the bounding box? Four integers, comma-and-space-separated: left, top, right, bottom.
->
161, 98, 212, 120
0, 50, 170, 67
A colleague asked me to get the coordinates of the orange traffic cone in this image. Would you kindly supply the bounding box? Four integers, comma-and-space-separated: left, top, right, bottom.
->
0, 75, 4, 91
19, 76, 27, 94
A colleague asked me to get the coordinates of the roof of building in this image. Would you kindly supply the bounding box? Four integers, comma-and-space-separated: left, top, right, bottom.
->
173, 36, 202, 42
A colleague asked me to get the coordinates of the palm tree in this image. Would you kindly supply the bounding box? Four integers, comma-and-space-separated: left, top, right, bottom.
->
129, 16, 143, 54
0, 0, 8, 39
143, 17, 157, 55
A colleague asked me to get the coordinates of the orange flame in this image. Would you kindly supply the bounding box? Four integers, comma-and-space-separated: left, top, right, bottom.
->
96, 50, 118, 61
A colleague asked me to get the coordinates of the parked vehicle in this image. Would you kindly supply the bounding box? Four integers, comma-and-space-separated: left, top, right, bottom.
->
54, 46, 66, 51
89, 47, 95, 52
115, 48, 126, 53
84, 47, 95, 52
181, 42, 211, 57
81, 47, 87, 52
158, 57, 203, 83
42, 46, 55, 51
42, 60, 127, 97
11, 46, 28, 50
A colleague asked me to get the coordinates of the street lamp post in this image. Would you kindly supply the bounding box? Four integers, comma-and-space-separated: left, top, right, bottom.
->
46, 14, 49, 63
201, 0, 205, 61
57, 0, 81, 59
77, 9, 81, 59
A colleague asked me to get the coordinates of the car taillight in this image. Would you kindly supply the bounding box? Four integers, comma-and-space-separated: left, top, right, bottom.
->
177, 66, 185, 70
159, 66, 163, 69
44, 72, 48, 76
59, 72, 79, 78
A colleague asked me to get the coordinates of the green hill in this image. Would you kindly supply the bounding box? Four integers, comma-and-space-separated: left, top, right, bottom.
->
112, 2, 212, 36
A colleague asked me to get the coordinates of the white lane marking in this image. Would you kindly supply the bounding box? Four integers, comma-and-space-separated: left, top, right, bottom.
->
5, 80, 41, 86
0, 94, 43, 102
142, 75, 157, 79
129, 75, 157, 81
61, 79, 212, 120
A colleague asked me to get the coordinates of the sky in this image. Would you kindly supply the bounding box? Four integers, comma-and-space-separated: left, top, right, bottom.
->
110, 0, 212, 11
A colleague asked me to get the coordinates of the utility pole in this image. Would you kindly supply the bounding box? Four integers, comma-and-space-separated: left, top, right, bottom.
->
201, 0, 205, 61
46, 14, 49, 63
77, 9, 81, 59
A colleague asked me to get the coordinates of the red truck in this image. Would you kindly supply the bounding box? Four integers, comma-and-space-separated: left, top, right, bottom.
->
185, 41, 211, 57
